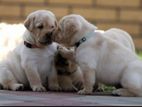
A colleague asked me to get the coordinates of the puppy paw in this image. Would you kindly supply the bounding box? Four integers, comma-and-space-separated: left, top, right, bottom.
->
112, 88, 135, 97
48, 84, 61, 91
78, 88, 93, 95
57, 46, 65, 54
57, 45, 63, 50
95, 86, 104, 92
32, 85, 46, 92
74, 82, 83, 90
10, 83, 24, 91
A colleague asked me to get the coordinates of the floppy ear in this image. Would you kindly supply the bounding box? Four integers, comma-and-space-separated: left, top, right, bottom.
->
24, 16, 35, 31
54, 20, 59, 32
55, 20, 58, 28
65, 19, 79, 36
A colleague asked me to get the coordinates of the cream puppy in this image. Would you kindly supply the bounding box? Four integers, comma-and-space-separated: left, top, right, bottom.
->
0, 10, 60, 91
55, 14, 142, 97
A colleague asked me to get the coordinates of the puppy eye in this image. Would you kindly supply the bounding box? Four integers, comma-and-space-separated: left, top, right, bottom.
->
51, 26, 54, 29
37, 25, 43, 29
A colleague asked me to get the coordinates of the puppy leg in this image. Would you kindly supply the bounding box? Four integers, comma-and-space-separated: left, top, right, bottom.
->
26, 70, 46, 92
71, 68, 84, 90
113, 70, 142, 97
57, 45, 76, 63
59, 76, 78, 92
93, 83, 104, 92
0, 67, 24, 91
78, 66, 95, 95
48, 65, 61, 91
23, 64, 46, 92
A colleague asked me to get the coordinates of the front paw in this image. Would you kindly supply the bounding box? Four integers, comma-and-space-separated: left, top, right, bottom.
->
112, 88, 135, 97
57, 45, 63, 51
78, 88, 93, 95
32, 85, 46, 92
48, 84, 61, 91
10, 83, 24, 91
57, 46, 64, 54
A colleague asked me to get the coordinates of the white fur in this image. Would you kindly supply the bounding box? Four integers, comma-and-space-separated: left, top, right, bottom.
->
0, 10, 60, 91
58, 14, 142, 96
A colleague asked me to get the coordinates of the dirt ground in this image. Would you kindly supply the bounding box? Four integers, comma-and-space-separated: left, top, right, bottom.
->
0, 90, 141, 106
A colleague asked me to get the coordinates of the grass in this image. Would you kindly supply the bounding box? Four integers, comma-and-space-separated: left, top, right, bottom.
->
137, 52, 142, 60
99, 84, 116, 92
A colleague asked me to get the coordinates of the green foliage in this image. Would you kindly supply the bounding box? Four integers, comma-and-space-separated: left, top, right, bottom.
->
99, 84, 116, 92
137, 52, 142, 60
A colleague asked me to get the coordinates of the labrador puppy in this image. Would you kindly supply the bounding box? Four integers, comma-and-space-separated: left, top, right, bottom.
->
54, 14, 142, 97
0, 10, 61, 91
54, 46, 83, 92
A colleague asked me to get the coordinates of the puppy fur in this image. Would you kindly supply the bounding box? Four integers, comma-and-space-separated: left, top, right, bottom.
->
0, 10, 61, 91
54, 46, 83, 92
94, 29, 136, 91
55, 14, 142, 97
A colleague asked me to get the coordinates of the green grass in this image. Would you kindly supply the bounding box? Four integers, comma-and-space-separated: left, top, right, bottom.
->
137, 52, 142, 60
99, 84, 116, 92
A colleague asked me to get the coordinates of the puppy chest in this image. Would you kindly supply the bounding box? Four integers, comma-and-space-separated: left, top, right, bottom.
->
36, 56, 53, 83
37, 55, 53, 73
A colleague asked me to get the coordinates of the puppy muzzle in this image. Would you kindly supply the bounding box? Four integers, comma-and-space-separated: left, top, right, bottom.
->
39, 32, 53, 45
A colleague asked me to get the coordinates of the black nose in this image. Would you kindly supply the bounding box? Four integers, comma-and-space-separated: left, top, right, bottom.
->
39, 32, 53, 45
46, 32, 53, 37
45, 32, 53, 41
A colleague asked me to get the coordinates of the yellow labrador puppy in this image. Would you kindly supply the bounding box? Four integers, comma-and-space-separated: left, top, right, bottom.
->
55, 14, 142, 97
0, 10, 61, 91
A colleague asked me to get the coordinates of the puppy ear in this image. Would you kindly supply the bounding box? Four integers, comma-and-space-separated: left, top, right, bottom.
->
54, 20, 59, 32
65, 20, 78, 35
24, 16, 35, 31
55, 20, 58, 28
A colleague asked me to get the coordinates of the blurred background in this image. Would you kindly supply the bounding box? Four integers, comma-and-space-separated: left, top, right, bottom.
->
0, 0, 142, 51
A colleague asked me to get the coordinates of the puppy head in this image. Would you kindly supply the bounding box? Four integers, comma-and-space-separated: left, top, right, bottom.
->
54, 14, 97, 47
54, 14, 82, 47
54, 47, 77, 75
24, 10, 58, 47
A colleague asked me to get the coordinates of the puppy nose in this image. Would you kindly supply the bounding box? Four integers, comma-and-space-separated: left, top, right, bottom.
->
46, 32, 53, 37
